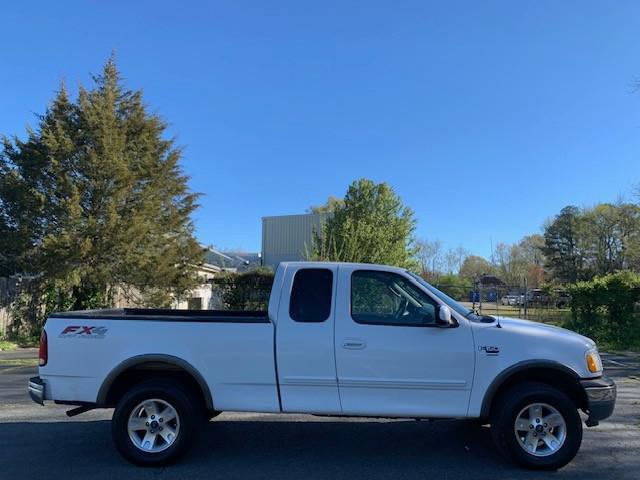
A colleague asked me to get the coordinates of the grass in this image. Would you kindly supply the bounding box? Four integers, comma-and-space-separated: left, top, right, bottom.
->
0, 339, 20, 352
0, 335, 39, 351
0, 358, 38, 367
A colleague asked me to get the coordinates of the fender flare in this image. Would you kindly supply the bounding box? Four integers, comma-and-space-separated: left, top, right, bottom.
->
96, 354, 214, 410
479, 360, 581, 418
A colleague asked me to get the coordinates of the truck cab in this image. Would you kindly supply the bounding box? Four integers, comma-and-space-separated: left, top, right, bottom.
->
274, 263, 474, 417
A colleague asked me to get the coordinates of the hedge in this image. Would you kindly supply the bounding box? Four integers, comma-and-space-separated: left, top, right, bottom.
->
567, 271, 640, 350
211, 269, 274, 311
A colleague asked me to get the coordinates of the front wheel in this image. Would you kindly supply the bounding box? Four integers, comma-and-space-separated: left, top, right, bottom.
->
112, 381, 198, 466
490, 382, 582, 470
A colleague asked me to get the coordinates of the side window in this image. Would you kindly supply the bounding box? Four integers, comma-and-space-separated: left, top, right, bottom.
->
351, 270, 438, 326
289, 268, 333, 322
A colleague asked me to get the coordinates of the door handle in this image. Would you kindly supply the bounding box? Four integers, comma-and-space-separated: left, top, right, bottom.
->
342, 338, 366, 350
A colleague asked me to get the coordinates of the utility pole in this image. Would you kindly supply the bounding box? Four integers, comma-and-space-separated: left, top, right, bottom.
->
523, 276, 528, 319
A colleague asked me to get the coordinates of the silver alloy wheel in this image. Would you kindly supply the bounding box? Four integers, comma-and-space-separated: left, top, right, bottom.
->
127, 398, 180, 453
514, 403, 567, 457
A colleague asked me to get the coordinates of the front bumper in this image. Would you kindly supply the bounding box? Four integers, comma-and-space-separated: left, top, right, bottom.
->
28, 376, 45, 406
580, 376, 616, 426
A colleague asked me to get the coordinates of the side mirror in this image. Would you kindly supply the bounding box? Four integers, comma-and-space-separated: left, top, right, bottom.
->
436, 305, 455, 328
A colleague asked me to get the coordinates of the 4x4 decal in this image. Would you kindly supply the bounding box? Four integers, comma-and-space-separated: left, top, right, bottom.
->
59, 325, 108, 338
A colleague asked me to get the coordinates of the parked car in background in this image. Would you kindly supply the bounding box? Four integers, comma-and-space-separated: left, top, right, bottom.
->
517, 290, 571, 309
29, 262, 615, 470
554, 291, 572, 309
501, 295, 519, 306
517, 289, 550, 306
526, 289, 549, 305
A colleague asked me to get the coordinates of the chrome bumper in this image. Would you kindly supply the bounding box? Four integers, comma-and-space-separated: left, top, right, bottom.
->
28, 376, 45, 405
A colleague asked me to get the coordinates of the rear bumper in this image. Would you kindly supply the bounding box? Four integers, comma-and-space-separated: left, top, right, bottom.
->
580, 376, 616, 426
28, 376, 45, 406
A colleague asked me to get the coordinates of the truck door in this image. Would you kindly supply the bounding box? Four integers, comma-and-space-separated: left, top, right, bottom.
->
334, 265, 475, 417
275, 265, 341, 414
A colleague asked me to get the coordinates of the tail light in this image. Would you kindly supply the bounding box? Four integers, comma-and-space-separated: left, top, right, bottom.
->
38, 330, 48, 367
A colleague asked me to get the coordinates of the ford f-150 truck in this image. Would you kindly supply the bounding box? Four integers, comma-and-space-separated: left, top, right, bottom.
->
28, 262, 616, 470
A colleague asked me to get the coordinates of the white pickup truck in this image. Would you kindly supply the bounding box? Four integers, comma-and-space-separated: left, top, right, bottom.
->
28, 262, 615, 470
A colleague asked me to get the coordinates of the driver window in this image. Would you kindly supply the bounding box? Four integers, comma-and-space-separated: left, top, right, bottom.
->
351, 270, 438, 326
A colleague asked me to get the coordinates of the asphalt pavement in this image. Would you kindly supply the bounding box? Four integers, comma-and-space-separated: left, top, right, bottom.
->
0, 349, 638, 479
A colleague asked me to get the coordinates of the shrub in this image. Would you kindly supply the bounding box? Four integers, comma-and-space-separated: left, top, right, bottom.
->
567, 271, 640, 349
211, 269, 274, 311
434, 274, 470, 301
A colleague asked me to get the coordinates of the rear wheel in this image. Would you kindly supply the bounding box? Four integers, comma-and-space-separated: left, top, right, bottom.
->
112, 381, 198, 466
490, 382, 582, 470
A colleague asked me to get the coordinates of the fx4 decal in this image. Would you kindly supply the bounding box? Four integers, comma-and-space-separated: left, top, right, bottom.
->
479, 345, 500, 356
59, 325, 108, 339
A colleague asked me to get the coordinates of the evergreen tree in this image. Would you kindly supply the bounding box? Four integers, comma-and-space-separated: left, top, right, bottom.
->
543, 206, 585, 283
0, 56, 203, 308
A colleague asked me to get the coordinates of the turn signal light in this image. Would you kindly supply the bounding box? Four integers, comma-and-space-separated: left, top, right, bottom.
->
586, 350, 601, 373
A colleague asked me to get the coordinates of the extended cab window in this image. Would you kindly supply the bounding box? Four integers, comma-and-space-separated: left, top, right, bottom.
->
289, 268, 333, 322
351, 270, 437, 326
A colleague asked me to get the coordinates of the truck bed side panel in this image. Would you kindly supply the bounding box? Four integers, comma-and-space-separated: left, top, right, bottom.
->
41, 317, 280, 413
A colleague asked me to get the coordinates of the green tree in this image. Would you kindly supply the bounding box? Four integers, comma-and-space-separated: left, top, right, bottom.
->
312, 178, 417, 268
543, 203, 640, 283
308, 195, 344, 214
617, 202, 640, 271
459, 255, 493, 281
0, 56, 203, 310
543, 206, 585, 283
584, 204, 625, 275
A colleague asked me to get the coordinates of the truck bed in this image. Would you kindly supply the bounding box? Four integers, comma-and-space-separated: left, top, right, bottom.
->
48, 308, 269, 323
43, 307, 279, 412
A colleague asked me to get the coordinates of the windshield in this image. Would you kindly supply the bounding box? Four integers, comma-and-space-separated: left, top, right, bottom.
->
406, 271, 472, 317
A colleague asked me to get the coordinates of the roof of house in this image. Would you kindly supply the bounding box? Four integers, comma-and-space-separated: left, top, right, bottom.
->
204, 247, 261, 272
478, 275, 506, 287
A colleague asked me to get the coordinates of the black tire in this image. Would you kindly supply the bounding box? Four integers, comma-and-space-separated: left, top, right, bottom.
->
112, 380, 199, 466
490, 382, 582, 470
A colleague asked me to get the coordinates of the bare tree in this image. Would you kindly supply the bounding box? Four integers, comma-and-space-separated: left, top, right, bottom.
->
454, 246, 469, 272
415, 239, 442, 277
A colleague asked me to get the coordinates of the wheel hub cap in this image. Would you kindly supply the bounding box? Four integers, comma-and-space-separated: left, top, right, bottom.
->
127, 398, 180, 453
514, 402, 567, 457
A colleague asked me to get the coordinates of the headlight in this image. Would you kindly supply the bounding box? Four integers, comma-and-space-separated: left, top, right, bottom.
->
586, 348, 602, 374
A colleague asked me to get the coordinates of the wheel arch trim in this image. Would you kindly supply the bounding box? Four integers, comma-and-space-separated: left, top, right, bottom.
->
96, 354, 214, 410
480, 360, 581, 418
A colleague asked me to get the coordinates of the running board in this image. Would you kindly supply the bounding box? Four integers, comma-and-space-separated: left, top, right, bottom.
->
66, 405, 95, 417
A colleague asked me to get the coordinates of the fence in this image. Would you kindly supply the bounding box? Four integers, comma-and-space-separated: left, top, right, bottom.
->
431, 282, 574, 325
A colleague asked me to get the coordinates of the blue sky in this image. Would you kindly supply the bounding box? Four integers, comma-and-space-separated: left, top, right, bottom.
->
1, 1, 639, 258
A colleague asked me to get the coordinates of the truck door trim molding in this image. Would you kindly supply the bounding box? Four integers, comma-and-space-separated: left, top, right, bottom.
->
339, 378, 468, 390
96, 354, 214, 410
280, 376, 338, 387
